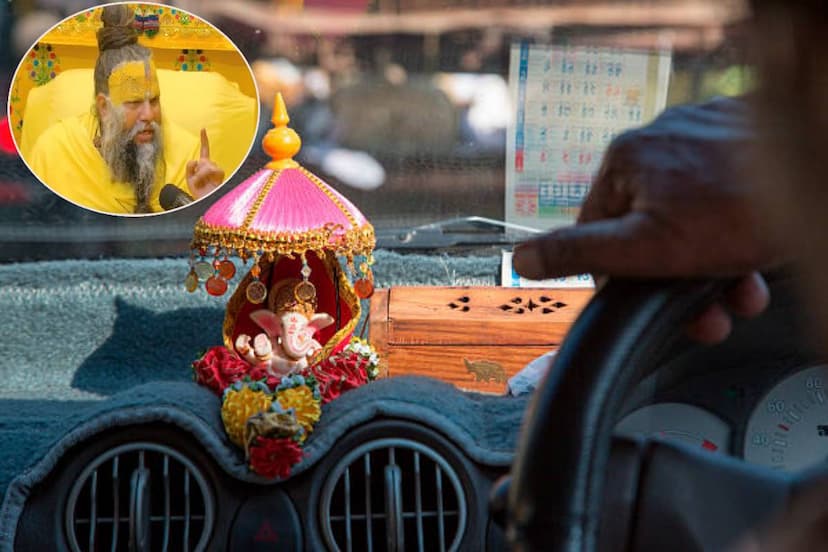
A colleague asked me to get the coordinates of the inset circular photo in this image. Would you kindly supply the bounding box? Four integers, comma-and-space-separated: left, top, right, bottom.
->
7, 2, 259, 216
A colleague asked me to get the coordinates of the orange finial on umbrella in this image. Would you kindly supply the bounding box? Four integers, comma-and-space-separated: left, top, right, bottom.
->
262, 93, 301, 170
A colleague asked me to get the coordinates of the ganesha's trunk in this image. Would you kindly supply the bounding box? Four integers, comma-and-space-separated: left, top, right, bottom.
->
281, 328, 315, 360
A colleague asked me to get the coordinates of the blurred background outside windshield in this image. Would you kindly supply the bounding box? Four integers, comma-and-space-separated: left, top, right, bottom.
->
0, 0, 751, 261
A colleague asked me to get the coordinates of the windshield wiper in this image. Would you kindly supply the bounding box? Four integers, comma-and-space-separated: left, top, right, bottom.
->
377, 216, 541, 250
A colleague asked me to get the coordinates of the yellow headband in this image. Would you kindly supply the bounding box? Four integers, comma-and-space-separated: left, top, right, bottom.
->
107, 59, 160, 105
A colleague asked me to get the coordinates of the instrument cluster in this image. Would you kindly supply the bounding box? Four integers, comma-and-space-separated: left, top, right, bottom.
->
616, 361, 828, 473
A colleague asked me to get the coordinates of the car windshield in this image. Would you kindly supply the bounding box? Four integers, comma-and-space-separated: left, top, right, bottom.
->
0, 0, 750, 262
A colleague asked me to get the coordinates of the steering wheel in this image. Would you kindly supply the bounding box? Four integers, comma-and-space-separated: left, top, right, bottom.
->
502, 278, 806, 552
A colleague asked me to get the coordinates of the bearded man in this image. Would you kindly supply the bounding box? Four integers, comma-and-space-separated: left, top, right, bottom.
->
27, 4, 224, 214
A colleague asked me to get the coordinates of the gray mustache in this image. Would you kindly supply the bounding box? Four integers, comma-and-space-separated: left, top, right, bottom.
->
127, 120, 160, 140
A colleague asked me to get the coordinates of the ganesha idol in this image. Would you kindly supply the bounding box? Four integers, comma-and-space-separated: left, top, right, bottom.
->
220, 245, 370, 385
234, 278, 334, 376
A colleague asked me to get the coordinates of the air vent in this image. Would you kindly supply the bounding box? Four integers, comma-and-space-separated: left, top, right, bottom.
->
319, 438, 468, 552
65, 442, 214, 552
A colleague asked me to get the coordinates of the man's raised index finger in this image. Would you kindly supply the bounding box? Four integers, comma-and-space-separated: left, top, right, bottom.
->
511, 214, 668, 280
200, 128, 210, 160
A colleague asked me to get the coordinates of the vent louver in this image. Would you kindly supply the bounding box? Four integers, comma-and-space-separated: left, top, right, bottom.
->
320, 438, 468, 552
65, 442, 214, 552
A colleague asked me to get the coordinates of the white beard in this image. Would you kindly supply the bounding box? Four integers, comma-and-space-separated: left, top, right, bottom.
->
98, 99, 164, 213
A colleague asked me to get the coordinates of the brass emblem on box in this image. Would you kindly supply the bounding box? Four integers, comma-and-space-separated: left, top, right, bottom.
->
464, 358, 507, 383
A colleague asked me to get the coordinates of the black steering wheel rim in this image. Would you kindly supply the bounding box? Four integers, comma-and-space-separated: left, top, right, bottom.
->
507, 278, 728, 551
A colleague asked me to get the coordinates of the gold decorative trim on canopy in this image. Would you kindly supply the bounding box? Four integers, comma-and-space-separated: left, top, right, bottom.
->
191, 216, 376, 262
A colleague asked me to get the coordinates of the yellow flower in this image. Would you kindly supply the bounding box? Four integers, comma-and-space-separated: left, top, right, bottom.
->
277, 385, 321, 438
221, 386, 272, 447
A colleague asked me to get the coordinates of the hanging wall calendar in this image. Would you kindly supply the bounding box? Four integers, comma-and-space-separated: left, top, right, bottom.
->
506, 42, 671, 230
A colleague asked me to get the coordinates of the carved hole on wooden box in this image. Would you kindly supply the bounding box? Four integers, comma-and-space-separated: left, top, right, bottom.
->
448, 296, 472, 313
499, 295, 568, 315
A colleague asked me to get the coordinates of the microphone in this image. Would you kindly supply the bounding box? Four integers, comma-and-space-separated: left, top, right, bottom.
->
159, 184, 194, 210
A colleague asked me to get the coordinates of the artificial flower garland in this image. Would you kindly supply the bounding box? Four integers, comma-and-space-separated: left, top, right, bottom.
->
193, 337, 379, 478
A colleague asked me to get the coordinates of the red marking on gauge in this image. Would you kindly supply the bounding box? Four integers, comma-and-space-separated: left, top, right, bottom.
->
778, 424, 790, 432
702, 440, 718, 451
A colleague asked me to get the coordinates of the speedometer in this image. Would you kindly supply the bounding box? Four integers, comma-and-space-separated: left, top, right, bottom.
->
744, 364, 828, 472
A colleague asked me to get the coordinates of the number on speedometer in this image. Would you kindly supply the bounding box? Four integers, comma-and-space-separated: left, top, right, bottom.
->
744, 364, 828, 472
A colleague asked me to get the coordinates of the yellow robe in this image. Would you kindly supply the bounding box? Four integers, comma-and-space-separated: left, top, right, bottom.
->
27, 111, 200, 214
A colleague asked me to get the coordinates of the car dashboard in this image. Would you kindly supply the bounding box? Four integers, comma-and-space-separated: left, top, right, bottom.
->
16, 421, 506, 551
4, 268, 823, 551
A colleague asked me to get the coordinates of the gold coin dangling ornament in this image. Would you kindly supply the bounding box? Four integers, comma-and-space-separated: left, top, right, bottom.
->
246, 280, 267, 304
185, 269, 198, 293
245, 261, 267, 304
294, 280, 317, 302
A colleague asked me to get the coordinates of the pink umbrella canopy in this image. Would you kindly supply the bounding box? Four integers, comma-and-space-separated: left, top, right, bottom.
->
186, 93, 375, 299
195, 166, 373, 258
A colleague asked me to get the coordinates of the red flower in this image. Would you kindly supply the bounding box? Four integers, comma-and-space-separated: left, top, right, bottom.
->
310, 352, 370, 404
319, 374, 342, 403
340, 357, 369, 391
192, 346, 249, 395
248, 436, 304, 479
307, 362, 341, 403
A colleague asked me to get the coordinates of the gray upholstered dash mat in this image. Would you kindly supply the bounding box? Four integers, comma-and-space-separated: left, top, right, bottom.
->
0, 253, 501, 400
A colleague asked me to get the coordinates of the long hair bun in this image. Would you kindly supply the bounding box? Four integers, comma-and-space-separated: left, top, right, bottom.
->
96, 4, 137, 52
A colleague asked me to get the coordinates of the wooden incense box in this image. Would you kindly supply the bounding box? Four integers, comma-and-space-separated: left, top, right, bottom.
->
369, 286, 594, 394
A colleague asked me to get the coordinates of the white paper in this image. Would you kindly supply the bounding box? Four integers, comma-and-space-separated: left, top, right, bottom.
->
501, 251, 594, 288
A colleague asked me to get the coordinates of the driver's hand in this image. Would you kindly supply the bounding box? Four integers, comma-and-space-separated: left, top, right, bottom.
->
512, 98, 788, 344
186, 128, 225, 200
